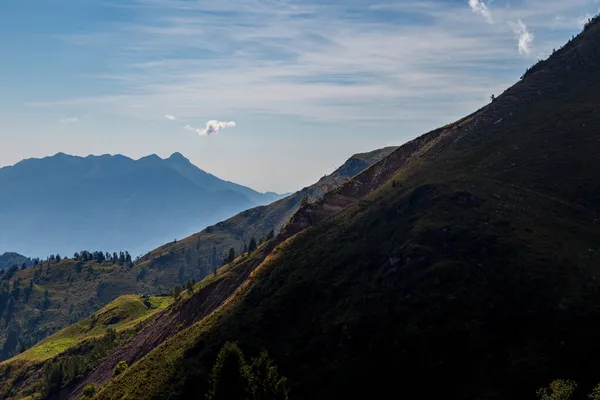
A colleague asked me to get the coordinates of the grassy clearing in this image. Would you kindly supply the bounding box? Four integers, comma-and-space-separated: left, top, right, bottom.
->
8, 295, 170, 362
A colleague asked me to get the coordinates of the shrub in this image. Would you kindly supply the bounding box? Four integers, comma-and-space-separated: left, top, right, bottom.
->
537, 379, 577, 400
83, 383, 97, 397
113, 360, 128, 376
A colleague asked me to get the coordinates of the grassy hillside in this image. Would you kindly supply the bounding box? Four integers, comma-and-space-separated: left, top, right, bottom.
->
0, 147, 393, 363
87, 16, 600, 400
10, 295, 170, 362
137, 146, 398, 275
0, 295, 170, 399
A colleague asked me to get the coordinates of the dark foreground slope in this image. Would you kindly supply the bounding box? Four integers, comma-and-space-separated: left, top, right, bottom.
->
93, 19, 600, 400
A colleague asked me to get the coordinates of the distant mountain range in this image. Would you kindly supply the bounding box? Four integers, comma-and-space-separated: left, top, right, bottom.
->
0, 252, 32, 270
0, 152, 284, 257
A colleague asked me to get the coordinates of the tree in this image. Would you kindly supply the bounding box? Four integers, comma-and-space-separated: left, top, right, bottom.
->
55, 254, 62, 262
24, 279, 34, 304
248, 238, 257, 254
83, 383, 97, 398
42, 289, 51, 310
172, 285, 183, 300
44, 360, 65, 395
73, 252, 80, 260
250, 351, 289, 400
537, 380, 577, 400
266, 230, 275, 241
207, 342, 252, 400
186, 280, 194, 294
179, 261, 185, 284
114, 360, 129, 376
590, 384, 600, 400
490, 94, 496, 102
228, 248, 236, 263
212, 247, 218, 269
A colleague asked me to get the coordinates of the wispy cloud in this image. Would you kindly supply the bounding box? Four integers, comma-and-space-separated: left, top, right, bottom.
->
469, 0, 493, 24
467, 0, 537, 56
184, 120, 237, 136
511, 20, 534, 55
28, 0, 596, 127
59, 117, 79, 123
164, 114, 176, 120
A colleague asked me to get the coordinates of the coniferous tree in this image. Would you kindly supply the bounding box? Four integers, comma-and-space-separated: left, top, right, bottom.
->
172, 285, 183, 300
207, 342, 252, 400
179, 261, 185, 284
251, 351, 289, 400
212, 246, 218, 270
228, 248, 236, 263
248, 238, 257, 254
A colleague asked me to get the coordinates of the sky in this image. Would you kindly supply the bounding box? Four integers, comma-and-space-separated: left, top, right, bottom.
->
0, 0, 598, 193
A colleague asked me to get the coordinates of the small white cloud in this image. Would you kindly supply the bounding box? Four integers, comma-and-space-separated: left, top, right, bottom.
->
164, 114, 176, 120
511, 20, 534, 55
469, 0, 493, 24
59, 117, 79, 123
184, 120, 237, 136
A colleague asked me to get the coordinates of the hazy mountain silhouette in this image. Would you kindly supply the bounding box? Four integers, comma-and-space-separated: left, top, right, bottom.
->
0, 153, 283, 257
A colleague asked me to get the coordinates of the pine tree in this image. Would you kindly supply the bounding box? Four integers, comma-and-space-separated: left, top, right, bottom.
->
248, 238, 257, 253
228, 248, 236, 263
179, 261, 185, 284
212, 247, 218, 269
207, 342, 252, 400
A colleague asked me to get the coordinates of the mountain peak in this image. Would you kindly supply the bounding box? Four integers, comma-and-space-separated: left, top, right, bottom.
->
167, 152, 189, 163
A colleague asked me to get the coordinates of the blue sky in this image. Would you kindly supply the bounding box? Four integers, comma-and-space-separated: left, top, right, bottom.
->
0, 0, 597, 192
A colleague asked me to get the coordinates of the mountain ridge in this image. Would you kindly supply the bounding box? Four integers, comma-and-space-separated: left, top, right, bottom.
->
0, 152, 284, 257
71, 16, 600, 400
0, 146, 395, 366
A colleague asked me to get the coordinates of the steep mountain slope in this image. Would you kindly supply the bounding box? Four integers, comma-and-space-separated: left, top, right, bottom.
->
85, 19, 600, 400
135, 146, 397, 284
0, 147, 393, 364
0, 152, 282, 257
0, 253, 32, 270
0, 295, 170, 399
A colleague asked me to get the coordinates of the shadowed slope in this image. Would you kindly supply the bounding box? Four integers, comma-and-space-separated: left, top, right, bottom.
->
93, 18, 600, 400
